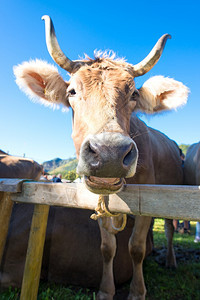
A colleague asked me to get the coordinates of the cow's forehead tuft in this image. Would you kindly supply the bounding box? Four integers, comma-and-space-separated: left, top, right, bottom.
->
72, 65, 135, 92
77, 51, 133, 75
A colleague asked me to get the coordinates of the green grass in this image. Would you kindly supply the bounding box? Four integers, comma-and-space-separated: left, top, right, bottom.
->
0, 219, 200, 299
0, 285, 95, 300
154, 219, 198, 247
144, 219, 200, 300
144, 259, 200, 300
38, 285, 94, 300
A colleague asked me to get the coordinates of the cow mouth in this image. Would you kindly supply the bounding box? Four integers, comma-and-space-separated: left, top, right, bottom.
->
84, 176, 124, 194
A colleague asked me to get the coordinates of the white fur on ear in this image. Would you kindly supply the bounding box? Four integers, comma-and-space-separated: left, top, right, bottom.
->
13, 59, 64, 109
142, 75, 189, 111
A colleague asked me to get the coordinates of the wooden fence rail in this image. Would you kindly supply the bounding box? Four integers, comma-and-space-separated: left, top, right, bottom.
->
0, 179, 200, 221
0, 178, 200, 300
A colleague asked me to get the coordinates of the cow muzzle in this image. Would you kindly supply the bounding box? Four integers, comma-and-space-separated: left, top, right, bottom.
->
77, 132, 138, 194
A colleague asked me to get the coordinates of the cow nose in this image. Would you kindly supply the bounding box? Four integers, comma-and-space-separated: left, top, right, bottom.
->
77, 133, 138, 178
89, 141, 134, 170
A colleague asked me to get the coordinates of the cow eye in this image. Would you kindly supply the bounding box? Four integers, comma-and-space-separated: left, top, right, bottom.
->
131, 90, 139, 101
67, 89, 76, 97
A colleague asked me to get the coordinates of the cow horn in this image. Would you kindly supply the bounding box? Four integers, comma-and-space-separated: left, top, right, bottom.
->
42, 15, 83, 73
131, 34, 171, 77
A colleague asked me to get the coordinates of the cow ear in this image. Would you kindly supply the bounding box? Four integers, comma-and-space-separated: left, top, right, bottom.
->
136, 76, 189, 113
13, 59, 70, 108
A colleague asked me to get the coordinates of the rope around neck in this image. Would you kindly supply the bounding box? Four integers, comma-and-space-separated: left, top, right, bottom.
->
90, 195, 127, 232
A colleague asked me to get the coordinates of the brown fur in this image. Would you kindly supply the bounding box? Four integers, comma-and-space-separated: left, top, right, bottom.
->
1, 205, 142, 288
184, 142, 200, 185
0, 152, 153, 289
0, 154, 42, 180
13, 52, 189, 299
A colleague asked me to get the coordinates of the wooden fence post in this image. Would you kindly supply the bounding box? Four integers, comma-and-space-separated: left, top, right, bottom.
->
20, 204, 49, 300
0, 192, 13, 265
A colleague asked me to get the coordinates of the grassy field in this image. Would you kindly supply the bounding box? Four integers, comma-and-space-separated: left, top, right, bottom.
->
144, 219, 200, 300
0, 219, 200, 300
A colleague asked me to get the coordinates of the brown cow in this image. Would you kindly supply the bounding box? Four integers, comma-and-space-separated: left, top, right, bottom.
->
0, 152, 43, 284
13, 15, 189, 299
0, 152, 43, 180
184, 142, 200, 185
0, 205, 142, 289
0, 158, 148, 288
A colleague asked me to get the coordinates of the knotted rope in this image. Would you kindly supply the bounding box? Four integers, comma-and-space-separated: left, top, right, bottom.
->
90, 195, 127, 232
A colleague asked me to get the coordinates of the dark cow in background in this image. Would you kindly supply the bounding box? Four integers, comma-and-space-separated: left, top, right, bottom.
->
0, 151, 42, 180
0, 151, 42, 285
0, 154, 149, 288
184, 143, 200, 245
1, 207, 151, 289
13, 16, 189, 299
184, 142, 200, 185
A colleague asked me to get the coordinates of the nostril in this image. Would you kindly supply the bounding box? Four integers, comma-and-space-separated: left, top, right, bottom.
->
88, 141, 99, 154
87, 141, 100, 170
88, 143, 96, 154
123, 144, 134, 168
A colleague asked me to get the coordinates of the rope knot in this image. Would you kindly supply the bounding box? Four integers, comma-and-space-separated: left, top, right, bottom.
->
90, 194, 127, 232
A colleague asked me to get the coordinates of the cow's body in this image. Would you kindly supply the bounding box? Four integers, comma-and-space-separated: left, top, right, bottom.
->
1, 204, 154, 289
126, 115, 183, 186
184, 142, 200, 185
0, 154, 43, 180
0, 153, 152, 289
0, 153, 43, 285
12, 16, 189, 299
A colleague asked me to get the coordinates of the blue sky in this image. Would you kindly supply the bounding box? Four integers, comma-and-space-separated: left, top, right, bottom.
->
1, 0, 200, 163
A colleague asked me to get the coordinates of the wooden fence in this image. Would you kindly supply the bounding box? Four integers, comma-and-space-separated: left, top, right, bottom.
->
0, 179, 200, 220
0, 178, 200, 300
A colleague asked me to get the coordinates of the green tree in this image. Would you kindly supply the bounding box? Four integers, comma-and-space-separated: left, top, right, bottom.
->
64, 170, 78, 182
179, 144, 190, 156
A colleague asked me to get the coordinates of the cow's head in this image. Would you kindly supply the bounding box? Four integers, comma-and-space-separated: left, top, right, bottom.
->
14, 16, 188, 194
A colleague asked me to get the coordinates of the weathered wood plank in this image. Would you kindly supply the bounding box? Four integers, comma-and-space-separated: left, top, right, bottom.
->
11, 181, 100, 207
0, 178, 26, 193
0, 192, 13, 265
138, 184, 200, 221
10, 182, 200, 221
10, 182, 138, 214
20, 204, 49, 300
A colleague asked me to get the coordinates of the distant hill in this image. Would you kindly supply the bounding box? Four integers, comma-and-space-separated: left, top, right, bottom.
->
49, 159, 78, 175
43, 157, 77, 173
